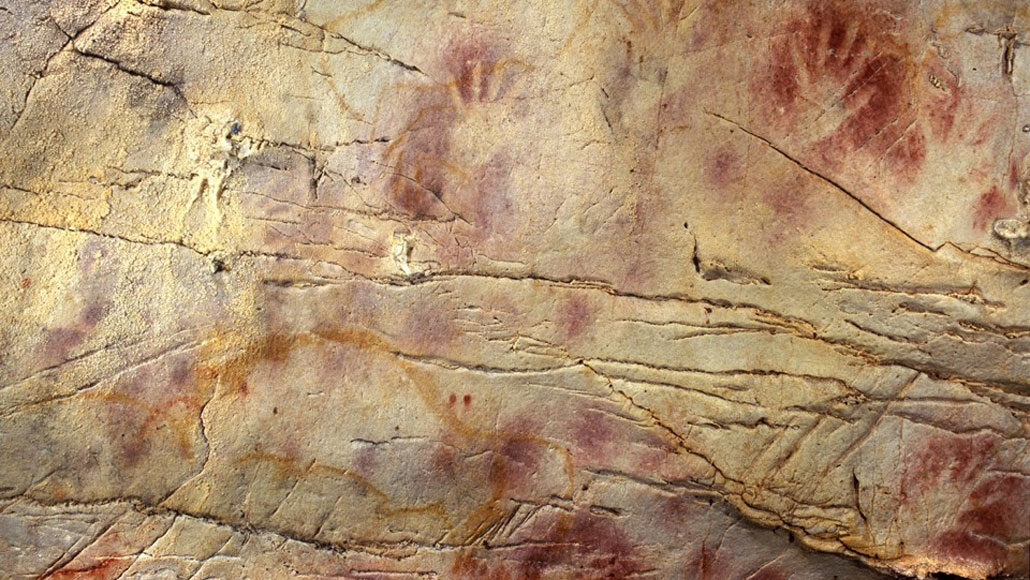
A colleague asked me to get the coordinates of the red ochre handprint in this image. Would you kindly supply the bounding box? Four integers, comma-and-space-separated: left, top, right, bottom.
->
380, 36, 527, 243
753, 2, 930, 177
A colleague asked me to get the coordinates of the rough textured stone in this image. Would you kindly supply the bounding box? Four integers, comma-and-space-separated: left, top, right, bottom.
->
1, 0, 1028, 578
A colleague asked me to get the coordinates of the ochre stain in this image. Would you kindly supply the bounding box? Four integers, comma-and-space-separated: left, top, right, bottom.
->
751, 0, 935, 182
200, 331, 315, 400
557, 294, 593, 340
570, 408, 614, 462
683, 1, 731, 52
761, 172, 811, 231
235, 450, 452, 523
43, 298, 111, 368
704, 146, 744, 191
901, 433, 996, 500
961, 475, 1028, 538
45, 556, 129, 580
690, 539, 713, 579
352, 445, 379, 476
46, 386, 205, 470
971, 186, 1014, 232
884, 130, 927, 179
612, 0, 687, 37
403, 298, 460, 348
931, 531, 1008, 576
204, 322, 577, 544
430, 444, 459, 479
930, 473, 1030, 575
450, 508, 647, 580
379, 34, 526, 250
1008, 158, 1023, 193
923, 56, 963, 141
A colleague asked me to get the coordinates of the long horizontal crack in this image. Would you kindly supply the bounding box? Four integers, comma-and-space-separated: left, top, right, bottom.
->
5, 212, 1022, 395
127, 0, 428, 78
3, 495, 435, 562
0, 217, 208, 256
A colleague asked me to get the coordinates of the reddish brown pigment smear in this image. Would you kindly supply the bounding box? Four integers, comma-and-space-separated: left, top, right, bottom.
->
900, 432, 1029, 580
659, 494, 693, 527
451, 508, 646, 580
688, 535, 789, 580
477, 410, 576, 501
690, 540, 715, 579
931, 473, 1030, 575
557, 294, 593, 340
704, 146, 744, 191
931, 530, 1008, 574
102, 400, 151, 468
46, 556, 129, 580
684, 0, 734, 53
901, 433, 996, 500
381, 34, 518, 253
884, 130, 927, 180
20, 277, 31, 289
1009, 158, 1023, 192
94, 354, 209, 470
762, 2, 908, 130
199, 331, 302, 401
453, 151, 515, 241
751, 1, 929, 179
430, 444, 459, 479
961, 475, 1029, 540
491, 436, 546, 497
43, 298, 111, 367
763, 174, 810, 228
924, 64, 962, 141
971, 186, 1014, 232
352, 444, 379, 477
447, 38, 506, 105
403, 296, 460, 348
598, 39, 637, 132
570, 408, 615, 462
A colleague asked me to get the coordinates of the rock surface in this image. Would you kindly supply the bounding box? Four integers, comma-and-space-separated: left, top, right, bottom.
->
1, 0, 1028, 578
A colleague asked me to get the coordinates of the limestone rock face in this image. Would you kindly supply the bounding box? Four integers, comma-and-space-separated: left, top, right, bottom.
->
1, 1, 1028, 579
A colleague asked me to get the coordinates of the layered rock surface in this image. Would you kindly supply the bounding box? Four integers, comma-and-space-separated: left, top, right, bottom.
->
1, 0, 1028, 578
